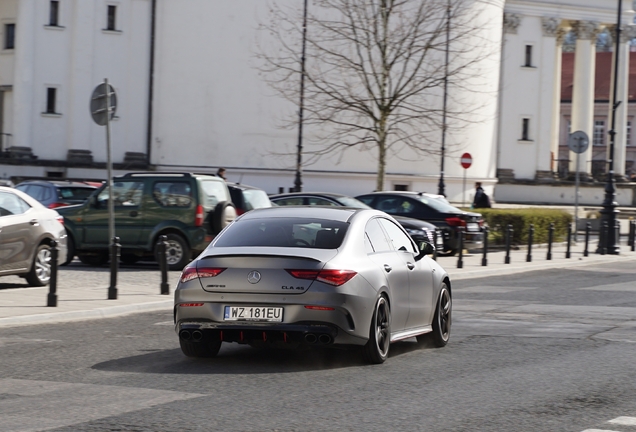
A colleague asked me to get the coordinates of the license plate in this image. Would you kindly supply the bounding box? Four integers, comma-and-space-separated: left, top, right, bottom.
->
224, 306, 283, 322
467, 223, 479, 232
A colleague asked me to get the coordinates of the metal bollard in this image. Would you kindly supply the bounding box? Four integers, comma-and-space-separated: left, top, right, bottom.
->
457, 229, 464, 269
158, 235, 170, 295
632, 220, 636, 252
628, 220, 634, 247
615, 220, 621, 248
565, 225, 572, 259
47, 240, 59, 307
547, 223, 554, 260
432, 230, 438, 261
584, 222, 590, 257
601, 221, 608, 255
526, 224, 534, 262
504, 224, 512, 264
108, 236, 120, 300
481, 226, 488, 267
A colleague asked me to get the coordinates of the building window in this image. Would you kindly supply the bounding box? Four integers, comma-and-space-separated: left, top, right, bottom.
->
593, 120, 605, 146
627, 121, 632, 145
107, 5, 117, 30
521, 118, 530, 140
46, 88, 57, 114
524, 45, 533, 67
49, 1, 60, 26
4, 24, 15, 49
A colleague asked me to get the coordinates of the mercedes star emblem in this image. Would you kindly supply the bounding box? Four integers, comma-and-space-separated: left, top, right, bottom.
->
247, 270, 261, 284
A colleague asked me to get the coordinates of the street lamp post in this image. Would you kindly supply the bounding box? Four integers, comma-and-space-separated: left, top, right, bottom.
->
438, 0, 451, 197
597, 0, 623, 254
294, 0, 308, 193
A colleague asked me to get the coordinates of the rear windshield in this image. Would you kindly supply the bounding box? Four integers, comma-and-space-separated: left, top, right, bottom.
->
414, 195, 462, 213
214, 217, 349, 249
58, 187, 95, 201
334, 196, 371, 209
242, 189, 272, 211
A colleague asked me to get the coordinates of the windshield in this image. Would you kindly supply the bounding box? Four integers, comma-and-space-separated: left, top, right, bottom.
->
214, 217, 349, 249
334, 196, 372, 209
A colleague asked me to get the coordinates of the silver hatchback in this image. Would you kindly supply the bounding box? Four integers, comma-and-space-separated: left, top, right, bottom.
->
174, 206, 451, 363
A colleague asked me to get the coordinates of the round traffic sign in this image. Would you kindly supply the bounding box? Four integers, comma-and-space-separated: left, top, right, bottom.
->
568, 130, 589, 154
90, 83, 117, 126
460, 152, 472, 169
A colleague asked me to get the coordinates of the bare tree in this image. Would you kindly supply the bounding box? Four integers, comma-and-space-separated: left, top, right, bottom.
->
258, 0, 496, 190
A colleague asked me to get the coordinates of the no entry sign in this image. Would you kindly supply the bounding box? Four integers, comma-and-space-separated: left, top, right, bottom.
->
460, 153, 472, 169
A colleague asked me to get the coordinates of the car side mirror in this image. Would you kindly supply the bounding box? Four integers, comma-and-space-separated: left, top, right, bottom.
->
415, 241, 435, 261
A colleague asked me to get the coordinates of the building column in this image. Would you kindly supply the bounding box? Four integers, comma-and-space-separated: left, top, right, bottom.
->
569, 20, 600, 177
606, 24, 634, 180
549, 26, 568, 177
536, 17, 565, 182
12, 0, 36, 152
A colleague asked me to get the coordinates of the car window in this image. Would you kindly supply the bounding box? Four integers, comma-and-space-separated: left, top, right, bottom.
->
365, 218, 392, 252
20, 184, 44, 201
214, 218, 348, 249
375, 197, 418, 215
58, 187, 95, 201
334, 196, 372, 209
307, 197, 338, 206
242, 189, 272, 210
378, 218, 417, 253
414, 195, 462, 213
272, 197, 304, 206
200, 180, 228, 207
0, 191, 31, 216
97, 181, 144, 207
152, 181, 193, 208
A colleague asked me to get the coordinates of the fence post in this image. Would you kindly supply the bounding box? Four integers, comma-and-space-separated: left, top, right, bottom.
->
47, 240, 59, 307
481, 226, 488, 267
584, 222, 590, 257
504, 224, 512, 264
108, 236, 120, 300
628, 219, 634, 247
158, 235, 170, 295
566, 225, 572, 259
601, 221, 608, 255
526, 224, 534, 262
457, 229, 464, 269
632, 220, 636, 252
547, 223, 554, 261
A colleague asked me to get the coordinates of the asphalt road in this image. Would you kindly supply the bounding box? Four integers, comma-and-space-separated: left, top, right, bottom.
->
1, 262, 636, 432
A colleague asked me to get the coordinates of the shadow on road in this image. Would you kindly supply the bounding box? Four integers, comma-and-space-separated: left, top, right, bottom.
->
92, 340, 425, 374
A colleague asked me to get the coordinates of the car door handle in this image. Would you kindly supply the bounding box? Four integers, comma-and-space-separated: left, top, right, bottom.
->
406, 262, 415, 270
30, 219, 39, 226
384, 264, 392, 273
129, 211, 138, 217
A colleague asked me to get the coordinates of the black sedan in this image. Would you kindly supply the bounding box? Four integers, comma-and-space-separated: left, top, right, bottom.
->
355, 192, 483, 255
269, 192, 444, 250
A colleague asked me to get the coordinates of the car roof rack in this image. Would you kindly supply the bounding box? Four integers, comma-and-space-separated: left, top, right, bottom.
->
121, 172, 193, 178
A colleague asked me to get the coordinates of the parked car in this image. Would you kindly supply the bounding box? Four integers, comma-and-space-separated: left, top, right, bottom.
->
226, 182, 272, 215
0, 186, 67, 286
174, 206, 451, 363
269, 192, 444, 250
56, 172, 236, 270
15, 180, 97, 209
356, 191, 483, 255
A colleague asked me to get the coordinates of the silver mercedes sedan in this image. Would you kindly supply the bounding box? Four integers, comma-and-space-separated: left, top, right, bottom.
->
174, 206, 451, 363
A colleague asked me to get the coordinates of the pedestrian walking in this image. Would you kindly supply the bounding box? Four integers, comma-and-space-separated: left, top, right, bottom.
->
472, 182, 491, 209
216, 167, 227, 181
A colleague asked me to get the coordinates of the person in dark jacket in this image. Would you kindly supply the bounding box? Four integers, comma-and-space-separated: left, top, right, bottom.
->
473, 182, 491, 208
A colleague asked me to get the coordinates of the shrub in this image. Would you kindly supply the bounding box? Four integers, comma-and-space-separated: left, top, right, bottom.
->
476, 208, 573, 245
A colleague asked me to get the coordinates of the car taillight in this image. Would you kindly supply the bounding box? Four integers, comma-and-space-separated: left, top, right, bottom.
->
48, 202, 69, 209
286, 269, 357, 286
180, 266, 226, 283
304, 305, 335, 311
445, 217, 466, 227
56, 215, 64, 226
236, 208, 245, 216
195, 205, 204, 227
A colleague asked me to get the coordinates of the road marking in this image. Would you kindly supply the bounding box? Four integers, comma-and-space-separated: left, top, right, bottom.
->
581, 429, 621, 432
153, 320, 174, 326
609, 416, 636, 426
0, 378, 204, 432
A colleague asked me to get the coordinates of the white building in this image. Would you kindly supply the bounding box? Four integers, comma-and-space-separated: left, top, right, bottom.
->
1, 0, 635, 205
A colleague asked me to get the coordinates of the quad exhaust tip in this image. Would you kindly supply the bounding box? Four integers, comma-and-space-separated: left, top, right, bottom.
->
179, 330, 191, 341
192, 330, 203, 342
318, 334, 332, 344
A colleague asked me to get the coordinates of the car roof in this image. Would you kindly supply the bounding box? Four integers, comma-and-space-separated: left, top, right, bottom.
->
269, 192, 350, 199
238, 206, 359, 222
226, 182, 263, 191
16, 180, 96, 188
116, 172, 220, 181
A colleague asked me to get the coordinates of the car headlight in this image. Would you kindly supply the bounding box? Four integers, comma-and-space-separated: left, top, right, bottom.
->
405, 228, 425, 237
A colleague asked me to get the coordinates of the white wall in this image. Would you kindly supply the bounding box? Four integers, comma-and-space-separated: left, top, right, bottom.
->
495, 183, 634, 206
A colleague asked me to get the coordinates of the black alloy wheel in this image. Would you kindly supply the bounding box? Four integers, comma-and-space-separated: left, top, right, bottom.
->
364, 296, 391, 364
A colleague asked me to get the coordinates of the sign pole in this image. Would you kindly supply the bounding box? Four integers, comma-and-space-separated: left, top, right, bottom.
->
105, 78, 114, 248
568, 130, 589, 244
574, 152, 580, 242
462, 168, 467, 208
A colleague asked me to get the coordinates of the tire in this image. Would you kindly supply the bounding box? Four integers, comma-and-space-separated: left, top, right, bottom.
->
61, 232, 75, 266
210, 201, 237, 235
120, 254, 141, 265
25, 244, 52, 287
179, 339, 222, 358
418, 283, 451, 347
78, 252, 109, 266
363, 296, 391, 364
156, 233, 190, 271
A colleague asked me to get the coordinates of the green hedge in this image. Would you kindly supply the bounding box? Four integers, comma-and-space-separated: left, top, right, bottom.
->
474, 208, 573, 245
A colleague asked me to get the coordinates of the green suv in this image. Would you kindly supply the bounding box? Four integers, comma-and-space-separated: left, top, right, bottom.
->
57, 172, 236, 270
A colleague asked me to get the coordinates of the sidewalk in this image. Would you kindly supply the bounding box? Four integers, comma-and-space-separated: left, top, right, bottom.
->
1, 241, 635, 328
